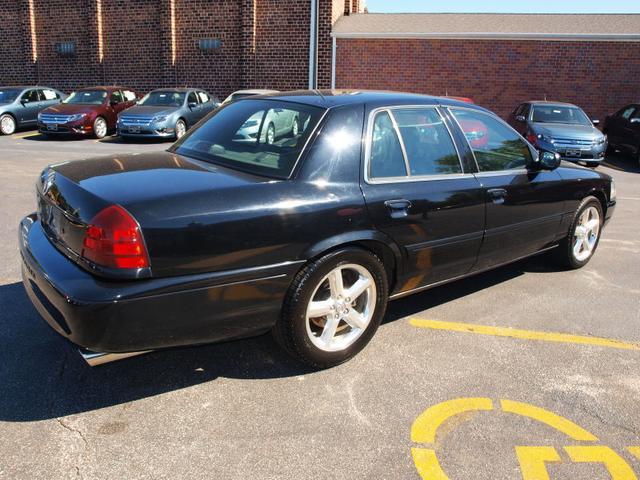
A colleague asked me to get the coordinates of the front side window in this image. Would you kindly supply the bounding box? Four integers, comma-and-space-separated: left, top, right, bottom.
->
187, 92, 198, 104
110, 91, 124, 104
22, 90, 39, 103
63, 90, 107, 105
369, 107, 461, 180
172, 99, 324, 179
531, 105, 591, 126
139, 91, 185, 107
451, 109, 532, 172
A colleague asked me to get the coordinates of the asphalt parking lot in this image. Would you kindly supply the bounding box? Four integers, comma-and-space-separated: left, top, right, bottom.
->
0, 131, 639, 479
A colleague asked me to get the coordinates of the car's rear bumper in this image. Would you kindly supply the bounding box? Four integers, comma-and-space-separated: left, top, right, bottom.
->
19, 214, 298, 353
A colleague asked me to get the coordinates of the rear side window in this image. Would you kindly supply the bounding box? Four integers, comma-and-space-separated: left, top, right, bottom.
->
368, 107, 461, 180
41, 89, 59, 100
123, 90, 136, 101
451, 109, 532, 172
197, 91, 210, 103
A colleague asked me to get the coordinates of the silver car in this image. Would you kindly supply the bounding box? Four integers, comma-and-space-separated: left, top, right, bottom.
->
234, 106, 302, 144
0, 86, 66, 135
117, 88, 219, 140
509, 101, 607, 167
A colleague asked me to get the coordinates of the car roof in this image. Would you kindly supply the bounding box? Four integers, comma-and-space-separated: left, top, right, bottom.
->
232, 89, 279, 95
149, 87, 201, 93
76, 86, 132, 92
243, 89, 488, 111
528, 101, 580, 108
0, 86, 60, 91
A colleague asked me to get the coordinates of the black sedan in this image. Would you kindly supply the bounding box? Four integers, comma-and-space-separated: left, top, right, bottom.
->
19, 91, 616, 369
603, 103, 640, 164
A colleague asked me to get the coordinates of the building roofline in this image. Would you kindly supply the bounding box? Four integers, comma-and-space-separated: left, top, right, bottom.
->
331, 32, 640, 42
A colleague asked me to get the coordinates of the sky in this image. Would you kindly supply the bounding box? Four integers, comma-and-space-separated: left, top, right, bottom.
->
365, 0, 640, 13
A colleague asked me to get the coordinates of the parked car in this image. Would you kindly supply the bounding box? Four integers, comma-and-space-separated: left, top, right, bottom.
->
508, 101, 607, 167
603, 104, 640, 164
117, 88, 219, 140
235, 103, 301, 144
222, 89, 279, 104
20, 91, 615, 369
38, 86, 138, 139
0, 86, 66, 135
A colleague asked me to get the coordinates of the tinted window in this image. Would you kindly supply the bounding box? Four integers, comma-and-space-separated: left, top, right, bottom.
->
187, 92, 198, 104
110, 91, 124, 103
452, 109, 532, 172
22, 90, 39, 103
173, 99, 324, 179
369, 111, 407, 179
64, 90, 107, 105
531, 105, 591, 126
620, 106, 636, 119
139, 91, 185, 107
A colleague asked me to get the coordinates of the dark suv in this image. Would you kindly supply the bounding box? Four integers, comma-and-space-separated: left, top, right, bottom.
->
603, 104, 640, 164
38, 86, 138, 139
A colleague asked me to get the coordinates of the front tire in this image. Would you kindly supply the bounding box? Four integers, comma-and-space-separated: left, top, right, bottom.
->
175, 119, 187, 140
265, 123, 275, 145
273, 248, 388, 369
0, 114, 16, 135
93, 116, 107, 139
586, 161, 600, 168
553, 196, 603, 269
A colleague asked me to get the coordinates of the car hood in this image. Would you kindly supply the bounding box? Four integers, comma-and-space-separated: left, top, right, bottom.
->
120, 105, 180, 117
42, 104, 101, 115
531, 122, 601, 140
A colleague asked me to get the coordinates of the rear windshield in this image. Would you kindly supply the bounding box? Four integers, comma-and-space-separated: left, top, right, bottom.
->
63, 90, 107, 105
0, 89, 21, 103
172, 99, 325, 179
531, 105, 591, 126
139, 91, 186, 107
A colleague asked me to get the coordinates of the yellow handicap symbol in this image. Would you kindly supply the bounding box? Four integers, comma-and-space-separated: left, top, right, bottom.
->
411, 398, 640, 479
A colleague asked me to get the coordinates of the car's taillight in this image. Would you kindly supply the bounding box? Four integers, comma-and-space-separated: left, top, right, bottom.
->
82, 205, 150, 269
526, 133, 538, 146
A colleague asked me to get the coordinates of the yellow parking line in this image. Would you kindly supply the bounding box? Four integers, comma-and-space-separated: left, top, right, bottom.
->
409, 319, 640, 352
601, 162, 627, 172
12, 132, 40, 139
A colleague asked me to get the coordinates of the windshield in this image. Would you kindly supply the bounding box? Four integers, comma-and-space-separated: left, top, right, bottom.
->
531, 105, 591, 126
63, 90, 107, 105
173, 99, 325, 178
139, 91, 185, 107
0, 89, 21, 103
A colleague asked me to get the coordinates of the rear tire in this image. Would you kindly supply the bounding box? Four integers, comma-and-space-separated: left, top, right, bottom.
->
0, 114, 16, 135
273, 247, 388, 369
553, 196, 603, 269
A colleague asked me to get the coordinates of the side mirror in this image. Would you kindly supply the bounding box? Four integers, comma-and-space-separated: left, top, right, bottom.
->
515, 115, 526, 123
591, 119, 600, 126
188, 102, 197, 109
21, 99, 29, 105
536, 150, 561, 170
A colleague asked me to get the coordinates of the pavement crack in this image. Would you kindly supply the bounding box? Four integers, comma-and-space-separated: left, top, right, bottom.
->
56, 417, 88, 479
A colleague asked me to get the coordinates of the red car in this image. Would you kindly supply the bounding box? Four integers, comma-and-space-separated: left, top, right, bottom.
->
38, 86, 138, 139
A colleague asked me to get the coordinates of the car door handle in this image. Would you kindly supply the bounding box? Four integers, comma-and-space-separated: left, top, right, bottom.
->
384, 199, 412, 218
487, 188, 508, 203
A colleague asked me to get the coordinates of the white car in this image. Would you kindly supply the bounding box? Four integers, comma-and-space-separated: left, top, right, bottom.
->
234, 106, 301, 145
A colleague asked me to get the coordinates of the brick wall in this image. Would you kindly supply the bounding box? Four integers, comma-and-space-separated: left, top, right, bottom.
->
335, 37, 640, 121
0, 1, 35, 85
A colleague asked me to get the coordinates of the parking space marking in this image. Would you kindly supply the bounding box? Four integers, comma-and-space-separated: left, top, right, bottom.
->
411, 398, 640, 480
501, 400, 598, 441
410, 319, 640, 352
12, 132, 40, 139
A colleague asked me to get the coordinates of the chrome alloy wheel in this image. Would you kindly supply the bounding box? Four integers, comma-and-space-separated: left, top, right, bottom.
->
305, 264, 376, 352
175, 120, 186, 139
266, 123, 275, 144
94, 117, 107, 138
573, 206, 600, 262
0, 115, 16, 135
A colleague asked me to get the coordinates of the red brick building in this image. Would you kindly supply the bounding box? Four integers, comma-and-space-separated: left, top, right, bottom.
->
333, 13, 640, 120
1, 4, 639, 121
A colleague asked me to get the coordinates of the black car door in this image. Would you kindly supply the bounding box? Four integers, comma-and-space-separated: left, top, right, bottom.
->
360, 105, 485, 293
449, 107, 566, 271
621, 108, 640, 153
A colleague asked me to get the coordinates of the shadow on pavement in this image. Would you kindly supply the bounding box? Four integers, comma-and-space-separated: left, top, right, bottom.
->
0, 254, 559, 421
602, 153, 640, 173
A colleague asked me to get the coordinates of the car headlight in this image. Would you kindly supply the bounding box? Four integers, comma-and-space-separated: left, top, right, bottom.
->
241, 119, 259, 129
38, 113, 42, 121
152, 116, 167, 123
595, 136, 607, 145
610, 180, 616, 202
68, 113, 86, 122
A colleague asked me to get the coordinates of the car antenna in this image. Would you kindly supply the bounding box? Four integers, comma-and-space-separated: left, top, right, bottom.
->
315, 89, 326, 101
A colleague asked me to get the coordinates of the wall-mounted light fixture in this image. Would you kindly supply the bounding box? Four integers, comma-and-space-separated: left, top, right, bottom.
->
28, 0, 38, 62
96, 0, 104, 62
170, 0, 177, 64
198, 38, 222, 51
56, 41, 76, 57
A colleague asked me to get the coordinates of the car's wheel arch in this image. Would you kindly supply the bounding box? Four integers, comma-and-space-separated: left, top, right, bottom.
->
586, 188, 608, 217
300, 230, 402, 294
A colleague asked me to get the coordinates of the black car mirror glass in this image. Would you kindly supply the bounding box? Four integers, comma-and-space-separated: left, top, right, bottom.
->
539, 150, 561, 170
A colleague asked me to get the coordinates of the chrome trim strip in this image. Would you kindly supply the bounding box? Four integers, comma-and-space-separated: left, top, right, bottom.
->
79, 349, 150, 367
363, 104, 466, 185
389, 245, 558, 300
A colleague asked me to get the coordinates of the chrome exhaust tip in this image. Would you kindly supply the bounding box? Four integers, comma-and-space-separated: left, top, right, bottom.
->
79, 348, 150, 367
